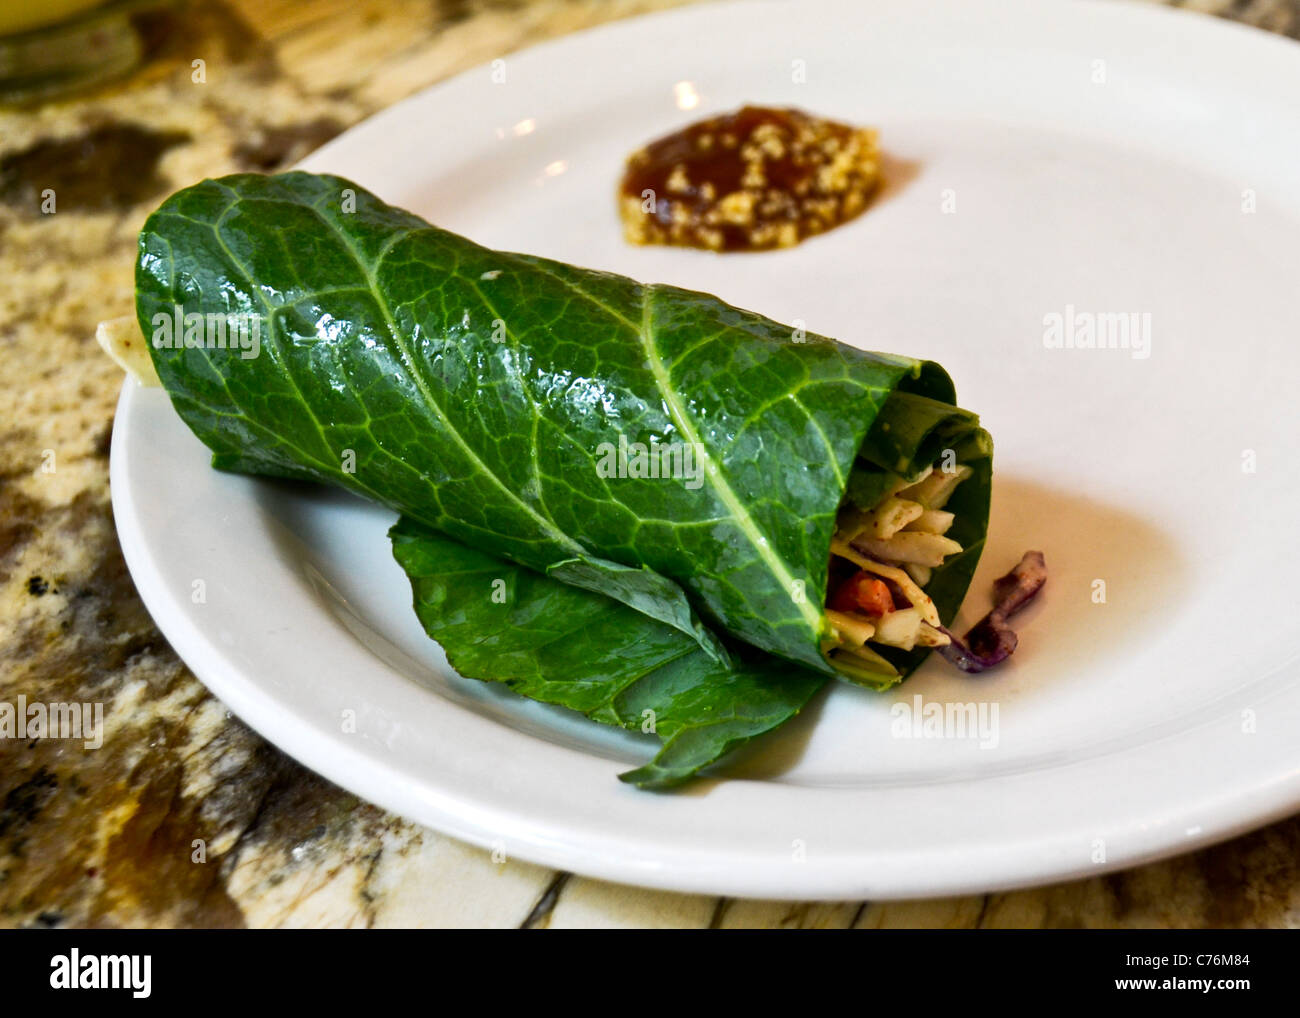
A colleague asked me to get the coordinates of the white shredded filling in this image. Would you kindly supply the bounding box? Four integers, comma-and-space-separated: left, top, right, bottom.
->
825, 463, 974, 677
97, 315, 160, 387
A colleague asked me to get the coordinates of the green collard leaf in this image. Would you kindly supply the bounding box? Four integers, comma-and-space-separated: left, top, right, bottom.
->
545, 555, 730, 666
136, 171, 977, 675
857, 390, 984, 482
390, 517, 825, 788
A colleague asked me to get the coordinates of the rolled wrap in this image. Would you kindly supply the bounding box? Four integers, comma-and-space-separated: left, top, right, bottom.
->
136, 172, 991, 680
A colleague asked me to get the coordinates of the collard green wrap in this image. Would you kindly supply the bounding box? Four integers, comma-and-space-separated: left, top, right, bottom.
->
135, 171, 993, 784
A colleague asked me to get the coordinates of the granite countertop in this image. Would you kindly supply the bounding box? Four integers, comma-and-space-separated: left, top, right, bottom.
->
3, 0, 1299, 929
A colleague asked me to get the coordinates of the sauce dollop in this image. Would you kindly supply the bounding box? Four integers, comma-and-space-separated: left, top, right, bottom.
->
619, 106, 880, 252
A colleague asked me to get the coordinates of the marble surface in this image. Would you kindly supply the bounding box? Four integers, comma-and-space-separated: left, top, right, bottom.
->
3, 0, 1299, 929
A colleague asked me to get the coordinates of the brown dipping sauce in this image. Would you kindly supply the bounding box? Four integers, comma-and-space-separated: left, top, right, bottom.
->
619, 105, 881, 252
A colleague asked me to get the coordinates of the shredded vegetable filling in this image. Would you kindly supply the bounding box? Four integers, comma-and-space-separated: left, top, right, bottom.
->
824, 461, 972, 680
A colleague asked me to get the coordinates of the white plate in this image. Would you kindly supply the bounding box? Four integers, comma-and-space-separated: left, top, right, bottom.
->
112, 0, 1300, 899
